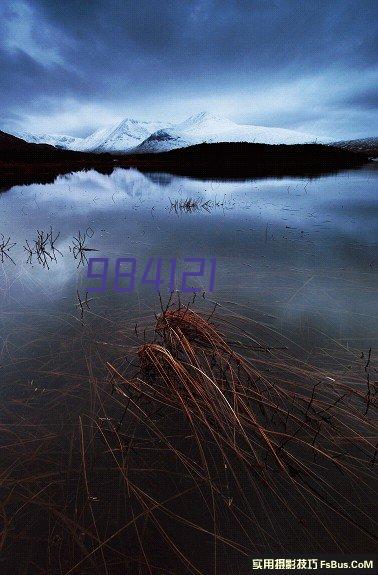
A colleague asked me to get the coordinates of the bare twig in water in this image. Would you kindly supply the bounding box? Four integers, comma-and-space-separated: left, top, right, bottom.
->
169, 197, 214, 213
23, 227, 62, 268
76, 289, 93, 321
0, 234, 16, 264
71, 228, 98, 267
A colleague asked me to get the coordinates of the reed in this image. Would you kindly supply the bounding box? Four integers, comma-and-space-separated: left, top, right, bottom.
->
0, 301, 376, 573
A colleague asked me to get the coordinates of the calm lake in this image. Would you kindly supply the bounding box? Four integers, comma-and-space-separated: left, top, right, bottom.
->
1, 164, 377, 352
0, 165, 377, 572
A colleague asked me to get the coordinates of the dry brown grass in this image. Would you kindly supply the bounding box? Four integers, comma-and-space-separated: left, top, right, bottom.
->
0, 301, 376, 574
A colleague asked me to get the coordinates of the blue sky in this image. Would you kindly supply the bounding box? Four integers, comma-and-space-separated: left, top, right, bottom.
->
0, 0, 376, 139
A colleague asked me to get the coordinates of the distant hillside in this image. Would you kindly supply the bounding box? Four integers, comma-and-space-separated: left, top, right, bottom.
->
0, 130, 113, 187
0, 130, 55, 153
124, 142, 369, 179
331, 137, 378, 157
0, 130, 81, 159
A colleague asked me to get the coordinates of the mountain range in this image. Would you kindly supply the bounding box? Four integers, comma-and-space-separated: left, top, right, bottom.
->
12, 111, 316, 154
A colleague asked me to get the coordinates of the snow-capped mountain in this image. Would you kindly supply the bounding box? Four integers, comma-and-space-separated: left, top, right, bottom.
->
132, 112, 316, 153
75, 119, 173, 152
11, 119, 170, 153
13, 130, 83, 149
10, 111, 316, 154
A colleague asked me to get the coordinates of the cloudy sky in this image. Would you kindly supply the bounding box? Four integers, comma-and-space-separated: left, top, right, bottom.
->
0, 0, 376, 139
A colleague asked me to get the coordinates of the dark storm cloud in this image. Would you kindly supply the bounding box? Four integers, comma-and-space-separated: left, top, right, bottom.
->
338, 88, 378, 110
0, 0, 376, 138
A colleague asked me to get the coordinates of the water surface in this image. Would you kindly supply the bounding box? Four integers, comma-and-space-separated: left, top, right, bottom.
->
1, 165, 376, 354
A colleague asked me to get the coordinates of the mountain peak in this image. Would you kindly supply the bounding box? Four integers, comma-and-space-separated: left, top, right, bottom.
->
117, 117, 149, 127
174, 111, 237, 135
185, 111, 221, 121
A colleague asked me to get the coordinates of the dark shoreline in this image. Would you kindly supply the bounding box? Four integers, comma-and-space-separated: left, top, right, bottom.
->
123, 142, 371, 180
0, 137, 371, 189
